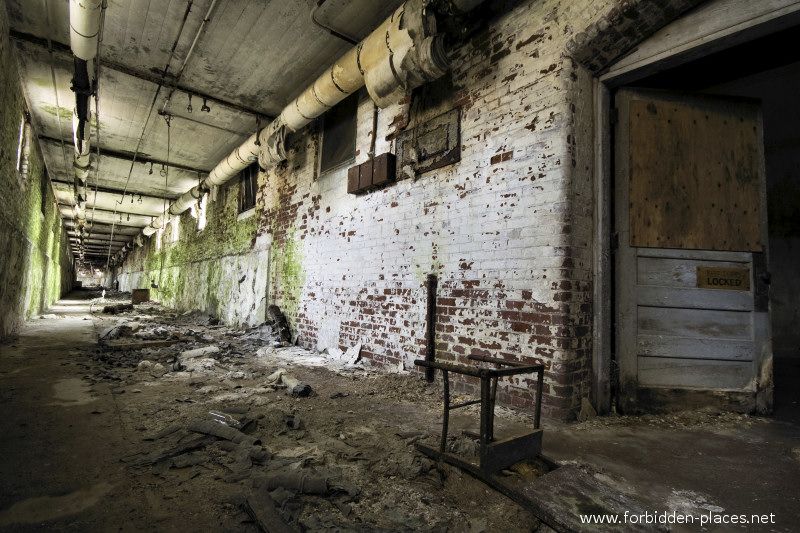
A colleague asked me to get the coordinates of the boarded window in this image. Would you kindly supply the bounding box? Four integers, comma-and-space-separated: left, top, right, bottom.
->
320, 92, 358, 173
239, 164, 258, 213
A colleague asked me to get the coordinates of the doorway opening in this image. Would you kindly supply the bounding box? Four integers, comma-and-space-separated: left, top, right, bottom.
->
601, 20, 800, 415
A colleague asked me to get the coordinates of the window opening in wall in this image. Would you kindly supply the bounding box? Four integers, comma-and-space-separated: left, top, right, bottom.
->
191, 192, 208, 231
16, 112, 31, 179
171, 216, 180, 242
41, 170, 49, 215
239, 164, 258, 213
199, 192, 208, 230
320, 91, 358, 173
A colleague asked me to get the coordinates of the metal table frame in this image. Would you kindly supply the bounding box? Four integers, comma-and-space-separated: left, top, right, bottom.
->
414, 354, 544, 474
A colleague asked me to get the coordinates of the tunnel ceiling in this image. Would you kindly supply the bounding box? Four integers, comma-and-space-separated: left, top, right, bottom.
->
4, 0, 403, 267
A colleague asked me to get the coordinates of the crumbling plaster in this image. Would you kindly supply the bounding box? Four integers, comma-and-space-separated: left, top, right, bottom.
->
0, 5, 73, 339
116, 0, 701, 419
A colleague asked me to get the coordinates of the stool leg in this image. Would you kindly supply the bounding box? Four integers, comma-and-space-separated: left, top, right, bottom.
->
480, 376, 491, 452
440, 370, 450, 453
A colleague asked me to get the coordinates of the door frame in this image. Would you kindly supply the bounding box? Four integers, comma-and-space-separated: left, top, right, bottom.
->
591, 0, 800, 413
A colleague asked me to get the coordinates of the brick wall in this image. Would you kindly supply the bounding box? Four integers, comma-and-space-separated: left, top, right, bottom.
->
0, 6, 74, 338
117, 0, 697, 419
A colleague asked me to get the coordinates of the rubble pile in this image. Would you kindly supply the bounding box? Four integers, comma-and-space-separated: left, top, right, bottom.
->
82, 294, 542, 532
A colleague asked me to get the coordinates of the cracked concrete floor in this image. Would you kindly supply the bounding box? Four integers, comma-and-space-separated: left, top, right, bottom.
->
0, 291, 540, 532
1, 290, 799, 532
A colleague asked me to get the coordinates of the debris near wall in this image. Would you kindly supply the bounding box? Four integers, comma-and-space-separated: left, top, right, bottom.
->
574, 405, 765, 431
268, 305, 292, 345
102, 303, 134, 314
86, 299, 544, 532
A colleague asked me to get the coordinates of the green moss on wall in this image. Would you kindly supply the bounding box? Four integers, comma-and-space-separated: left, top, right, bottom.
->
270, 226, 306, 317
124, 179, 259, 315
0, 4, 73, 337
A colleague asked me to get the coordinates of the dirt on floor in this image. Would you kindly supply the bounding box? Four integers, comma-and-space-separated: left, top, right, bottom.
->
4, 289, 792, 533
0, 289, 545, 532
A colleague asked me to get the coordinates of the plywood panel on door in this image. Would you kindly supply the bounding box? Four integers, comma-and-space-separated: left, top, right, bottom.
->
628, 97, 762, 251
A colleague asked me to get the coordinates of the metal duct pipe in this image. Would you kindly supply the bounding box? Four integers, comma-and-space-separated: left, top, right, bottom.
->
69, 0, 101, 224
136, 0, 478, 246
69, 0, 102, 60
278, 0, 445, 132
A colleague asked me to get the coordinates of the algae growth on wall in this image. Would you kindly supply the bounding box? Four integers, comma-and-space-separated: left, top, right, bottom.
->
0, 5, 73, 338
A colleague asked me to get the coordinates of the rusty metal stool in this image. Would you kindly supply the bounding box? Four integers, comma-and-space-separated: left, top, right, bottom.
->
414, 354, 544, 474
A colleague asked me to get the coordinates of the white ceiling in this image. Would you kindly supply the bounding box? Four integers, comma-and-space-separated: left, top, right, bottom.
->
5, 0, 404, 266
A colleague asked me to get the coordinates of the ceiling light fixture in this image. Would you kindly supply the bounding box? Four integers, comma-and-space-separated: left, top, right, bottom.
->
138, 194, 143, 204
160, 164, 166, 177
201, 98, 210, 113
149, 162, 153, 175
187, 94, 193, 113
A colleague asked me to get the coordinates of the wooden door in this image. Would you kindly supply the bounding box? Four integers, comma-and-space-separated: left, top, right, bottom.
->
614, 89, 771, 413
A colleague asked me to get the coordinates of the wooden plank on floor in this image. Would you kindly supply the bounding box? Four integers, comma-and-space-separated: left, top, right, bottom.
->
518, 465, 667, 533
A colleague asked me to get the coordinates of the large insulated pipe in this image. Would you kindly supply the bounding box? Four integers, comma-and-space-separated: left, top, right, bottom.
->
69, 0, 102, 61
69, 0, 101, 225
140, 0, 470, 240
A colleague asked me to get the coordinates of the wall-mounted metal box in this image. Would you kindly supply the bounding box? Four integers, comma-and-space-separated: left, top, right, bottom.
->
347, 153, 396, 194
359, 159, 374, 191
372, 152, 396, 188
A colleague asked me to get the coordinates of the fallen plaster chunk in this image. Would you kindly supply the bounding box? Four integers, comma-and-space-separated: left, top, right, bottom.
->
343, 342, 362, 365
578, 397, 597, 422
180, 346, 220, 360
326, 347, 344, 359
264, 369, 287, 385
261, 369, 311, 397
99, 322, 134, 341
136, 360, 167, 379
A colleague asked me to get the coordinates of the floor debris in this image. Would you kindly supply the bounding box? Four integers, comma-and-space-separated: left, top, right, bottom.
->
74, 290, 543, 531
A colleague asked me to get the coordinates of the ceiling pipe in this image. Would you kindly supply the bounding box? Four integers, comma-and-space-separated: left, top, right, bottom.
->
69, 0, 102, 61
68, 0, 102, 227
137, 0, 480, 242
160, 0, 219, 115
142, 0, 449, 237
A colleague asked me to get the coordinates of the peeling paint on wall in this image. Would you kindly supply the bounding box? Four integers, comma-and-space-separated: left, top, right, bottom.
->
112, 0, 705, 420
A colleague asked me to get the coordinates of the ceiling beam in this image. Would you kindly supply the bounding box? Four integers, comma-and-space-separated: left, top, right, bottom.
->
70, 237, 129, 245
64, 222, 142, 234
50, 179, 174, 204
51, 179, 181, 203
10, 30, 273, 120
65, 220, 144, 230
40, 135, 210, 176
58, 201, 165, 218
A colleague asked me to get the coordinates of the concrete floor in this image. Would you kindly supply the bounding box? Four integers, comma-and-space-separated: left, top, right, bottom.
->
1, 291, 799, 532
